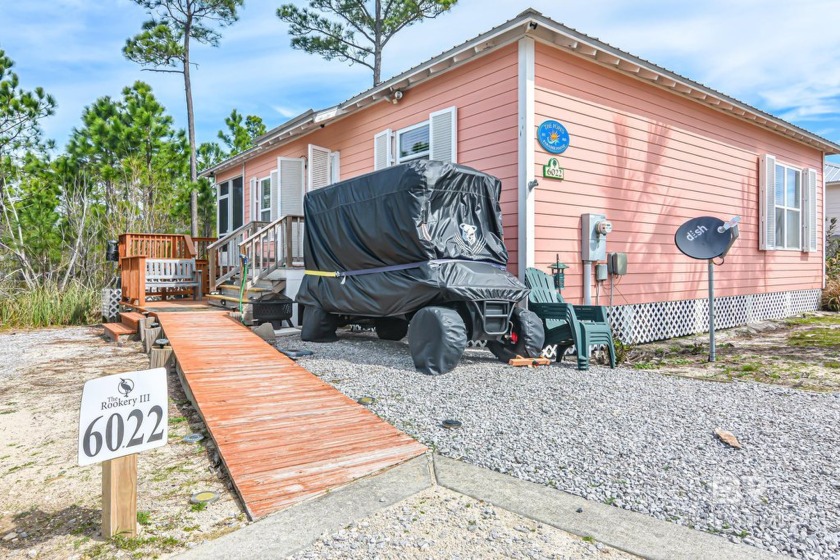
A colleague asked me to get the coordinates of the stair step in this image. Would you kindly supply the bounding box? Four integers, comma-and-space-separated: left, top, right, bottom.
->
219, 284, 270, 293
206, 293, 251, 304
119, 312, 145, 331
103, 322, 136, 342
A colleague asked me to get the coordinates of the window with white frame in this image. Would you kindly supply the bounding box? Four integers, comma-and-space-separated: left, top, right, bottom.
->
759, 154, 818, 252
374, 106, 457, 170
774, 163, 801, 249
396, 122, 430, 163
258, 177, 272, 222
216, 176, 244, 236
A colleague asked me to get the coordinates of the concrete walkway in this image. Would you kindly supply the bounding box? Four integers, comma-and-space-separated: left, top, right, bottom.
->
179, 454, 786, 560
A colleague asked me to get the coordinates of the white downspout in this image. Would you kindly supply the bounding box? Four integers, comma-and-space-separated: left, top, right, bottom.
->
517, 36, 536, 281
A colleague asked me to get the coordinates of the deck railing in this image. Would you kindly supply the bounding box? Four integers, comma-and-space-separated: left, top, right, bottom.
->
120, 256, 147, 306
119, 233, 196, 260
206, 221, 268, 290
191, 237, 218, 296
239, 215, 304, 285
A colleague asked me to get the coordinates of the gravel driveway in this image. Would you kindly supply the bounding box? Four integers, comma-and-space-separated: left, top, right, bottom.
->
278, 330, 840, 560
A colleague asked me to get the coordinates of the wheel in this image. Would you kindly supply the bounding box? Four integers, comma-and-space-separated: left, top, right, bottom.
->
300, 305, 339, 342
375, 317, 409, 340
407, 306, 467, 375
486, 307, 545, 363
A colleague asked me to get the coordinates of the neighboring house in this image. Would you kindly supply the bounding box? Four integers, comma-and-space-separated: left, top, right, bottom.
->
826, 162, 840, 234
201, 9, 840, 344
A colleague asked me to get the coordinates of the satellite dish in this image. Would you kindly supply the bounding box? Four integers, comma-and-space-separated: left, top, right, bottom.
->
675, 216, 739, 260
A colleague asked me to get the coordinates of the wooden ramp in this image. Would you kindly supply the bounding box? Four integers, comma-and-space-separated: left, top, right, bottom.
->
156, 312, 426, 519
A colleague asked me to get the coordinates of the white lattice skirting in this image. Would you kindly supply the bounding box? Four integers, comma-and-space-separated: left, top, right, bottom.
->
101, 288, 122, 323
607, 289, 822, 344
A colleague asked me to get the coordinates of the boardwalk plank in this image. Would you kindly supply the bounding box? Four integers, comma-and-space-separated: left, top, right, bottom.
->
156, 311, 426, 519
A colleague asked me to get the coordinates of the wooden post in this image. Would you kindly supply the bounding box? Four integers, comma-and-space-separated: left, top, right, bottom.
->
285, 218, 293, 267
143, 327, 161, 354
149, 347, 174, 370
102, 454, 137, 538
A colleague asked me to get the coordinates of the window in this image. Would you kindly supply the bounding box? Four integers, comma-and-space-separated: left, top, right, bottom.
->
216, 176, 244, 236
259, 177, 272, 222
774, 163, 801, 249
759, 154, 817, 252
374, 106, 457, 170
396, 122, 430, 163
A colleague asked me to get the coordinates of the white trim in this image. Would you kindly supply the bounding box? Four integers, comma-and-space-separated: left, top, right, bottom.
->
307, 144, 332, 191
217, 176, 244, 236
774, 161, 803, 250
257, 176, 272, 222
395, 121, 430, 163
429, 106, 458, 163
518, 36, 536, 281
374, 129, 393, 170
330, 151, 341, 183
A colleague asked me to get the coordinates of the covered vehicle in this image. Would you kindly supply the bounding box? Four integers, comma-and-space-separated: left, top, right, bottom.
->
296, 160, 544, 374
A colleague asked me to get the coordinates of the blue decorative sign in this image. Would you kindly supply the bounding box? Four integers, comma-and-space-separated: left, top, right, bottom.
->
537, 120, 570, 154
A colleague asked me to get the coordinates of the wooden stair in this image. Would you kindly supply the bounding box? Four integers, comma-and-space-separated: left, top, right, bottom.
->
103, 311, 146, 343
206, 278, 287, 323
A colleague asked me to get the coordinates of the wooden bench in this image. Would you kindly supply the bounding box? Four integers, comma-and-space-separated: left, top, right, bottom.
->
146, 258, 202, 298
121, 256, 202, 306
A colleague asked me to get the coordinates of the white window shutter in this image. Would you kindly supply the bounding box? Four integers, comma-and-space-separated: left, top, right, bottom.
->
429, 106, 457, 163
308, 144, 332, 191
249, 177, 257, 222
803, 168, 818, 252
758, 154, 776, 250
374, 129, 392, 170
278, 157, 305, 216
330, 151, 340, 184
269, 170, 279, 221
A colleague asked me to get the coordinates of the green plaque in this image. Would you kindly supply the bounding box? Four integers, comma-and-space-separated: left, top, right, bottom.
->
542, 157, 564, 180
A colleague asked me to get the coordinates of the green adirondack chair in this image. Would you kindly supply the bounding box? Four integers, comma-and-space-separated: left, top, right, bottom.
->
525, 267, 616, 370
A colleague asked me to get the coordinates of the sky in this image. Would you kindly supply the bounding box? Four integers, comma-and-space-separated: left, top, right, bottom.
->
2, 0, 840, 162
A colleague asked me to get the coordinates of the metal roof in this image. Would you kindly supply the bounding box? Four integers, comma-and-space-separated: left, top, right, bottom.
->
827, 162, 840, 184
201, 8, 840, 177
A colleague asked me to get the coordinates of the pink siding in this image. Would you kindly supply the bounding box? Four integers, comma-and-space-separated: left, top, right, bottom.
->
533, 42, 824, 305
215, 45, 520, 270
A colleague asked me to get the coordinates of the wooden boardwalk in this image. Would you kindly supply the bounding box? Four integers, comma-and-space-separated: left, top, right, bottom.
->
155, 311, 426, 519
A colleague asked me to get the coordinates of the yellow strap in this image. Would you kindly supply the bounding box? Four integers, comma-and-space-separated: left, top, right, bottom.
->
304, 270, 340, 277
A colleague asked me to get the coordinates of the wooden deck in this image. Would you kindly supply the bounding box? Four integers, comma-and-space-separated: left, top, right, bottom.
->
155, 312, 426, 519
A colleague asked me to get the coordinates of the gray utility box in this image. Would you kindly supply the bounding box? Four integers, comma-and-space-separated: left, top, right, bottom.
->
581, 213, 610, 261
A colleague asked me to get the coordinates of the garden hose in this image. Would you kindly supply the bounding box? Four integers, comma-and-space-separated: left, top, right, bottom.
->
239, 256, 249, 323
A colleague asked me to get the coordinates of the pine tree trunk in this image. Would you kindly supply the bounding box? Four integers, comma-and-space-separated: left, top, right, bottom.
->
183, 20, 198, 237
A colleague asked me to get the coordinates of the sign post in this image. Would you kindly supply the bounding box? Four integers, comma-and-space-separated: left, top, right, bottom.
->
78, 368, 169, 537
675, 216, 740, 362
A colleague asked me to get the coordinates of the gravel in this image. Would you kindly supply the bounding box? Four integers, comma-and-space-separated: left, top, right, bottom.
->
279, 330, 840, 560
290, 486, 638, 559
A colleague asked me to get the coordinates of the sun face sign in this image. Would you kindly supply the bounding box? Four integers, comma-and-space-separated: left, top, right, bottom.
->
537, 120, 570, 154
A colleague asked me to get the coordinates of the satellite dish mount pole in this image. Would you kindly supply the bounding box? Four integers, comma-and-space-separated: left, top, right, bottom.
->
708, 259, 715, 362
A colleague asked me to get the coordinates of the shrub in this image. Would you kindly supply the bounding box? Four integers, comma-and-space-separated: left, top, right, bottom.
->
0, 281, 100, 329
822, 278, 840, 312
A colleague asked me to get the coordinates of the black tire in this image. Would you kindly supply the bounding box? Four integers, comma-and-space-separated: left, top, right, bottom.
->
486, 307, 545, 363
407, 306, 467, 375
375, 317, 409, 340
300, 305, 339, 342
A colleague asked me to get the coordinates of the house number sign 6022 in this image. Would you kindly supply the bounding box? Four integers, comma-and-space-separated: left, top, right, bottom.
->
78, 368, 169, 466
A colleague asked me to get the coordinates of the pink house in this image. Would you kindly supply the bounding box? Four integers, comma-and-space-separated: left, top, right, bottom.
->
201, 9, 840, 343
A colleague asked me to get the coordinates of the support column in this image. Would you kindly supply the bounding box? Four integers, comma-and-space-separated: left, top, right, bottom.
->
517, 36, 536, 281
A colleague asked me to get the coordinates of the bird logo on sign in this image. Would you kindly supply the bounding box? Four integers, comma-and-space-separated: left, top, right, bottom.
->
117, 378, 135, 397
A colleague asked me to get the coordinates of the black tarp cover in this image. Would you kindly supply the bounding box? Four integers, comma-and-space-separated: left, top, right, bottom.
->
295, 160, 528, 317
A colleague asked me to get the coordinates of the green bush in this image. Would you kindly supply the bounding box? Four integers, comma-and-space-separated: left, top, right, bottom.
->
0, 282, 100, 329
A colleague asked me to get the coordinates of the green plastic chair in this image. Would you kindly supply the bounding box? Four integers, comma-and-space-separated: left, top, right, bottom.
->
525, 267, 616, 370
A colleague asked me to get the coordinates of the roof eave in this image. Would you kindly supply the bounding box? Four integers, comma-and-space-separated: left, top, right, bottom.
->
202, 8, 839, 178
